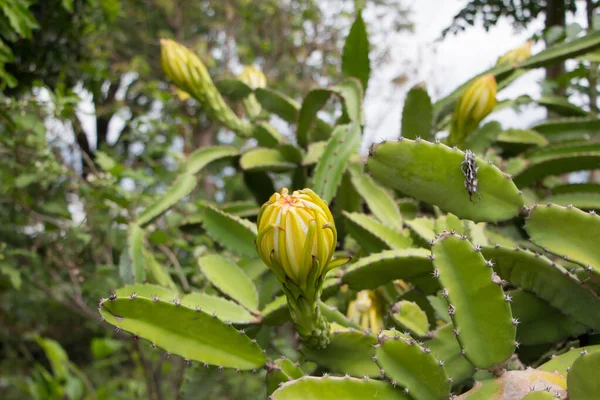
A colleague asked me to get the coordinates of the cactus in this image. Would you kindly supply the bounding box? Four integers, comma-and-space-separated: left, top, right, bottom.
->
301, 327, 380, 377
390, 300, 429, 337
313, 122, 362, 203
521, 391, 562, 400
240, 148, 297, 172
367, 138, 524, 222
201, 205, 257, 258
567, 350, 600, 399
431, 233, 516, 369
427, 324, 476, 386
343, 212, 412, 253
271, 376, 410, 400
347, 164, 403, 229
266, 358, 306, 396
532, 117, 600, 142
525, 204, 600, 274
181, 292, 259, 324
375, 331, 451, 400
342, 249, 434, 292
539, 345, 600, 375
136, 173, 197, 226
124, 223, 145, 284
401, 84, 433, 141
98, 296, 266, 369
197, 254, 259, 313
185, 145, 239, 175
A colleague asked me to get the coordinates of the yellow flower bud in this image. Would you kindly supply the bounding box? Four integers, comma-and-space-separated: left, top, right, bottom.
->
238, 65, 267, 119
238, 65, 267, 90
449, 74, 497, 147
256, 188, 336, 289
159, 38, 252, 137
346, 290, 385, 333
497, 41, 532, 65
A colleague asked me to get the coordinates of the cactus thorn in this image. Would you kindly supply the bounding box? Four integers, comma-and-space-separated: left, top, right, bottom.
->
485, 259, 494, 267
460, 349, 466, 356
129, 292, 137, 300
166, 352, 171, 358
512, 318, 520, 325
174, 299, 181, 306
204, 362, 209, 368
344, 373, 350, 379
452, 328, 459, 336
152, 296, 159, 302
504, 294, 513, 302
447, 377, 453, 384
363, 376, 369, 381
432, 268, 440, 278
109, 293, 117, 301
322, 372, 329, 377
151, 343, 156, 348
218, 366, 224, 371
473, 244, 481, 252
515, 341, 520, 349
448, 304, 456, 315
441, 288, 449, 297
581, 350, 588, 355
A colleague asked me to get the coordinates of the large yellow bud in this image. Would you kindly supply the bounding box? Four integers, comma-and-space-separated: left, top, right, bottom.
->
256, 188, 348, 349
346, 290, 385, 333
448, 74, 497, 147
159, 38, 252, 137
238, 65, 267, 119
497, 41, 532, 65
256, 188, 336, 289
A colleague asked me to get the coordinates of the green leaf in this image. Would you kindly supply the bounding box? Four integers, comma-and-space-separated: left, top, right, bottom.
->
143, 250, 179, 293
432, 234, 516, 369
271, 376, 409, 400
181, 292, 258, 324
267, 358, 305, 396
539, 345, 600, 375
464, 121, 502, 155
367, 138, 524, 222
0, 264, 21, 289
536, 96, 588, 117
532, 117, 600, 142
342, 11, 370, 91
427, 324, 476, 386
116, 283, 176, 301
0, 0, 39, 39
302, 141, 328, 166
254, 88, 300, 122
401, 84, 433, 141
297, 90, 331, 148
197, 254, 259, 313
348, 164, 403, 229
313, 123, 361, 203
136, 173, 197, 226
34, 337, 69, 380
202, 205, 257, 258
185, 146, 238, 175
99, 297, 266, 369
215, 79, 253, 100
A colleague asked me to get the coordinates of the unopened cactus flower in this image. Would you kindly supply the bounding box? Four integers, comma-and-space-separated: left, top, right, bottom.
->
238, 65, 267, 119
160, 38, 252, 136
256, 188, 349, 348
497, 41, 532, 65
346, 290, 385, 333
448, 74, 497, 147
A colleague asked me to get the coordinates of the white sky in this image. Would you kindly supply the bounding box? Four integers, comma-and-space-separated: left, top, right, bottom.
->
363, 0, 589, 148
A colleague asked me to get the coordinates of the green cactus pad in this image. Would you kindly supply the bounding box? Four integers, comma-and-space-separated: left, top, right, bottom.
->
239, 148, 297, 172
197, 254, 259, 313
301, 329, 380, 377
267, 358, 305, 395
261, 295, 290, 326
343, 212, 413, 253
313, 122, 361, 203
318, 302, 362, 330
481, 245, 600, 331
401, 84, 433, 141
428, 324, 476, 386
253, 122, 285, 147
136, 173, 197, 226
546, 192, 600, 210
126, 223, 145, 284
539, 345, 600, 375
405, 217, 436, 243
463, 121, 502, 155
348, 164, 403, 229
495, 129, 549, 154
551, 183, 600, 195
219, 200, 260, 217
237, 258, 269, 280
376, 332, 450, 400
181, 292, 258, 324
525, 204, 600, 273
202, 205, 257, 258
367, 138, 524, 222
254, 88, 300, 122
536, 96, 588, 117
271, 376, 410, 400
99, 297, 266, 369
457, 369, 566, 399
510, 289, 589, 345
302, 141, 328, 166
513, 153, 600, 187
434, 214, 465, 236
532, 117, 600, 142
391, 300, 429, 337
342, 249, 434, 292
185, 145, 239, 175
143, 250, 179, 293
520, 391, 561, 400
115, 284, 175, 301
567, 350, 600, 399
432, 234, 516, 369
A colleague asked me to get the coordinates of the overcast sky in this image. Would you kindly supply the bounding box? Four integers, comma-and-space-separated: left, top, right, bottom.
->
362, 0, 589, 148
